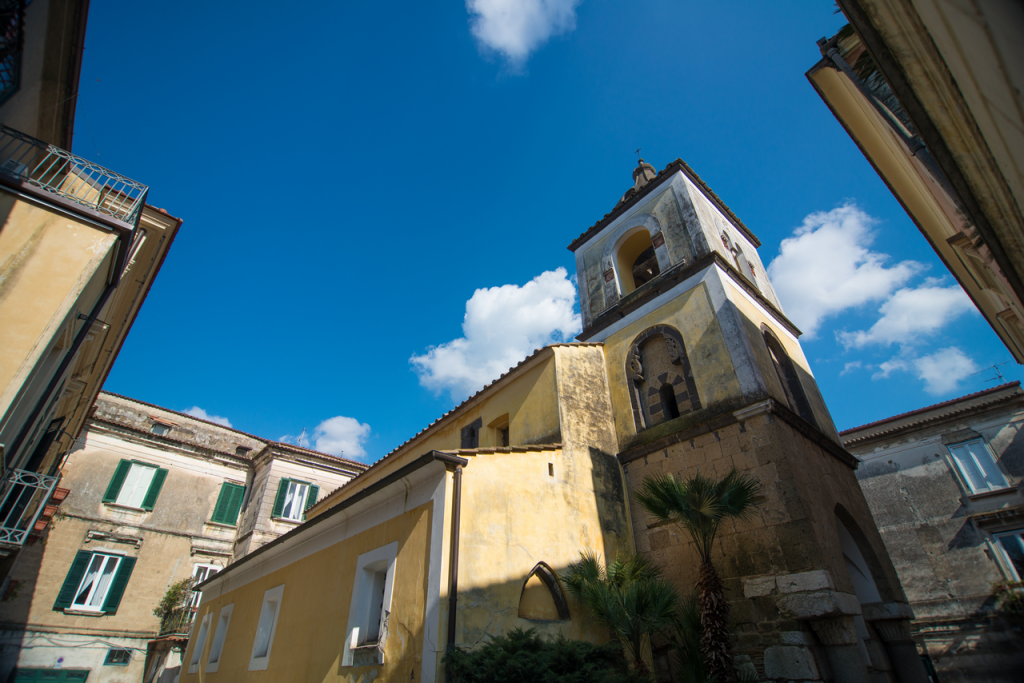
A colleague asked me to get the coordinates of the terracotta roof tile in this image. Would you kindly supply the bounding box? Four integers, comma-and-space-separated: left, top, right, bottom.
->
839, 382, 1022, 442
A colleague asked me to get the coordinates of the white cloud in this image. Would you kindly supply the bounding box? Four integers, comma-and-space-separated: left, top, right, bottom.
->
840, 361, 862, 376
411, 267, 581, 401
280, 417, 372, 460
466, 0, 582, 67
838, 280, 975, 348
912, 347, 980, 395
767, 204, 923, 338
183, 406, 232, 428
869, 347, 979, 395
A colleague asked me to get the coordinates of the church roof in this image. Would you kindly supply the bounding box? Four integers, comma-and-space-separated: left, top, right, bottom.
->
567, 158, 760, 252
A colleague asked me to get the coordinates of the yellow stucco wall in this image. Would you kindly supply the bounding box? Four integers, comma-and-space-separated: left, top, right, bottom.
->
0, 192, 117, 413
450, 447, 625, 648
181, 501, 434, 683
601, 281, 742, 450
312, 354, 560, 519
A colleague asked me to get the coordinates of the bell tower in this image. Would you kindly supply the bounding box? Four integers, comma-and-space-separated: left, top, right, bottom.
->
570, 160, 928, 683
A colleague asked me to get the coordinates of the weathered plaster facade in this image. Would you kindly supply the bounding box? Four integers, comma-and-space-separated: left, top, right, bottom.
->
0, 393, 364, 683
842, 383, 1024, 682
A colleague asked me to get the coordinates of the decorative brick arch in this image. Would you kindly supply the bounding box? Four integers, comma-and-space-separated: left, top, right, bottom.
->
626, 325, 701, 431
517, 562, 570, 621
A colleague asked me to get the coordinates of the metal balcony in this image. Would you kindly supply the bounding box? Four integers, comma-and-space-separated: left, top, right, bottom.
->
0, 468, 59, 549
0, 124, 148, 229
159, 605, 198, 637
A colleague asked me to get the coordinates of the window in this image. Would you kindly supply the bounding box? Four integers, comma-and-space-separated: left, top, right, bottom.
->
626, 325, 701, 431
488, 414, 509, 448
188, 564, 220, 609
235, 446, 252, 457
205, 603, 234, 673
189, 611, 213, 674
102, 459, 168, 511
947, 439, 1009, 494
343, 542, 398, 667
210, 482, 246, 525
461, 418, 482, 449
249, 584, 284, 671
151, 423, 171, 436
104, 648, 131, 665
762, 328, 816, 427
52, 550, 136, 614
994, 531, 1024, 581
272, 479, 318, 521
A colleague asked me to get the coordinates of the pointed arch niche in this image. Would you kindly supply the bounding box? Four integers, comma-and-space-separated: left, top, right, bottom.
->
517, 563, 570, 621
626, 325, 701, 432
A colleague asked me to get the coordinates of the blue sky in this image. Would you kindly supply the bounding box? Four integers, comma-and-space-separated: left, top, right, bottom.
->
75, 0, 1021, 461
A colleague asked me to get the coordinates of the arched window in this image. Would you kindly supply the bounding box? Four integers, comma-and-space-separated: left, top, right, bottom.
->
616, 230, 660, 294
518, 563, 569, 621
762, 328, 815, 426
626, 326, 701, 431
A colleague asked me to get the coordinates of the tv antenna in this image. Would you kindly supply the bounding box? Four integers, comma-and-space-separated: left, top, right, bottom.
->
970, 361, 1010, 384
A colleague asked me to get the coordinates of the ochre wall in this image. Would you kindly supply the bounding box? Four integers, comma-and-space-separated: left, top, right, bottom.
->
450, 447, 624, 647
181, 501, 434, 683
601, 281, 743, 451
0, 193, 117, 415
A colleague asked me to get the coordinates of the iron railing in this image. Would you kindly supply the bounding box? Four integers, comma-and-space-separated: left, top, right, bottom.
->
159, 605, 198, 637
0, 468, 59, 547
0, 124, 148, 227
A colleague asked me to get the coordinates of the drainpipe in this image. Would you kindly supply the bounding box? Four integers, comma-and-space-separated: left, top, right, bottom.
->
3, 281, 115, 473
446, 464, 463, 649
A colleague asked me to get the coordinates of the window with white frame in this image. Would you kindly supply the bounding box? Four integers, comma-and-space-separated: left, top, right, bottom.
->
188, 611, 213, 674
71, 553, 122, 611
343, 542, 398, 667
187, 563, 220, 609
249, 584, 284, 671
946, 439, 1009, 493
205, 603, 234, 673
279, 481, 309, 521
994, 530, 1024, 581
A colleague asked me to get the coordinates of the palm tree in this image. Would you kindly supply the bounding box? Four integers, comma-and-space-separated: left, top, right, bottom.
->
634, 469, 760, 683
563, 552, 678, 676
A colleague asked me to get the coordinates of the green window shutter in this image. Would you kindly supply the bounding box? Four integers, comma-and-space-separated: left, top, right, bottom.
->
271, 478, 290, 518
140, 467, 168, 511
211, 483, 245, 525
52, 550, 93, 611
225, 483, 246, 524
302, 485, 319, 521
102, 460, 132, 503
101, 556, 136, 614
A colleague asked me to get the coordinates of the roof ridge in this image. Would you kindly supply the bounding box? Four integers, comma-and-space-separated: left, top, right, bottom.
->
839, 381, 1021, 436
98, 391, 270, 442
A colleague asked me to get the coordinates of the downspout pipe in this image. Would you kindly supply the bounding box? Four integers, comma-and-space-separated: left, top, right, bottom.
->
446, 463, 463, 650
3, 281, 115, 473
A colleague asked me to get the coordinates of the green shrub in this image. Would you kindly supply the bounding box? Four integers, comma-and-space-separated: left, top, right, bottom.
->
442, 627, 651, 683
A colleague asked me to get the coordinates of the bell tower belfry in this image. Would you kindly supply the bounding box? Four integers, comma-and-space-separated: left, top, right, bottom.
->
570, 160, 927, 683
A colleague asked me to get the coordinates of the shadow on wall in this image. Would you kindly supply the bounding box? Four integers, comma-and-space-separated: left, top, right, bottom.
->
996, 422, 1024, 479
0, 536, 46, 680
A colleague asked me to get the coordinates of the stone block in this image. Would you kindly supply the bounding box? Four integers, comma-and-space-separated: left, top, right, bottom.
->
777, 590, 861, 619
781, 630, 814, 646
743, 574, 776, 598
763, 645, 820, 680
733, 654, 759, 681
778, 569, 834, 594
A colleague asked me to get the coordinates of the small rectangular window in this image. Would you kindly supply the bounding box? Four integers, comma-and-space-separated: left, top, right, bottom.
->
994, 530, 1024, 581
205, 603, 234, 673
249, 584, 284, 670
151, 423, 171, 436
104, 648, 131, 665
188, 611, 213, 674
343, 542, 397, 667
947, 439, 1008, 493
188, 564, 220, 609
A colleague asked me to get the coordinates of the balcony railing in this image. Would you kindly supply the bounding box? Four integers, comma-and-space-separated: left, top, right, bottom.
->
159, 605, 198, 637
0, 468, 59, 548
0, 124, 148, 228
